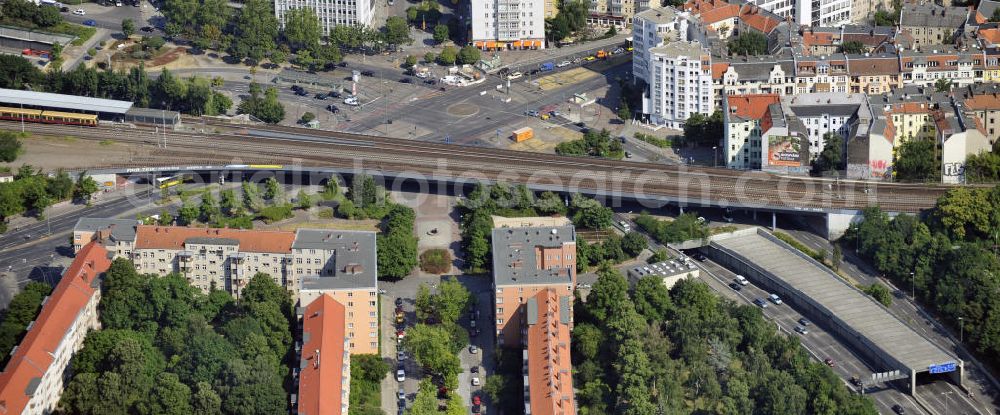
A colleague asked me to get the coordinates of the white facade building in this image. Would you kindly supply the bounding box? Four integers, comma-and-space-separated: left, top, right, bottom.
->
632, 6, 690, 84
642, 40, 714, 129
274, 0, 374, 37
471, 0, 546, 49
749, 0, 850, 26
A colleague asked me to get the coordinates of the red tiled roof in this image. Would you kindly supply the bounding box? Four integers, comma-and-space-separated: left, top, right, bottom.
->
726, 94, 781, 121
298, 294, 347, 415
848, 57, 900, 76
0, 242, 111, 415
684, 0, 740, 24
740, 7, 782, 34
134, 225, 296, 253
803, 31, 837, 48
712, 62, 731, 79
980, 28, 1000, 45
526, 289, 574, 415
965, 93, 1000, 109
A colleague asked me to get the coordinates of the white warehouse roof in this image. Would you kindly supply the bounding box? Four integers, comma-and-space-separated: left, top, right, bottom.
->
0, 88, 133, 114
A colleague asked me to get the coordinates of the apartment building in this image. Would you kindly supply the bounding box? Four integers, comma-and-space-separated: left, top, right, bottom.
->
471, 0, 546, 50
961, 83, 1000, 145
858, 88, 992, 183
849, 0, 892, 24
632, 6, 691, 84
847, 54, 902, 94
491, 223, 576, 348
588, 0, 646, 27
523, 288, 575, 415
73, 220, 380, 355
712, 54, 795, 106
793, 54, 851, 94
899, 3, 968, 48
274, 0, 374, 37
130, 226, 297, 297
641, 40, 715, 129
899, 47, 979, 88
683, 0, 740, 39
297, 230, 379, 355
723, 93, 781, 169
783, 92, 870, 155
0, 242, 111, 415
296, 294, 351, 415
72, 217, 138, 254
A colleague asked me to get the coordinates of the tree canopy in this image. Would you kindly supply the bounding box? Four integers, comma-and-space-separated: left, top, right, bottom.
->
894, 139, 938, 182
555, 128, 624, 159
61, 265, 292, 415
568, 267, 879, 415
727, 31, 767, 56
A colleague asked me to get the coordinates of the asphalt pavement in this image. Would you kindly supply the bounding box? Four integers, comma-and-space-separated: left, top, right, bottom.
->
613, 212, 990, 415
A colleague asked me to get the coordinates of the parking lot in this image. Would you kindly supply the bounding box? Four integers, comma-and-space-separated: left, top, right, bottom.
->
379, 273, 496, 414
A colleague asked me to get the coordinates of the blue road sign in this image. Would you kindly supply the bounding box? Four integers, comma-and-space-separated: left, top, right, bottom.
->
929, 362, 957, 374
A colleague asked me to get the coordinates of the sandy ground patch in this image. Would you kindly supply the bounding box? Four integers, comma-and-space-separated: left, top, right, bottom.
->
416, 219, 453, 249
0, 133, 143, 171
534, 67, 601, 91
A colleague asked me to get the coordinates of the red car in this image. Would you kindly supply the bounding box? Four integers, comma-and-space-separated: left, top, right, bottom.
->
472, 396, 481, 405
396, 329, 405, 339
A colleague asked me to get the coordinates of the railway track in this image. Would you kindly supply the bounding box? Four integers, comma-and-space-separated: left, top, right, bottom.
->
7, 121, 956, 213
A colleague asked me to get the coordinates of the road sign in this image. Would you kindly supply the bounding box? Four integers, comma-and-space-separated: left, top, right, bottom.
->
929, 362, 957, 374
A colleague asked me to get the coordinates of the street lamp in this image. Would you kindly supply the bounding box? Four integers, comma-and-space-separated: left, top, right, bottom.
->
712, 146, 718, 167
910, 271, 915, 299
959, 317, 964, 343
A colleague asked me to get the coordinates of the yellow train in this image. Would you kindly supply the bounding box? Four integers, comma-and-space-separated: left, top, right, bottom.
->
0, 106, 98, 127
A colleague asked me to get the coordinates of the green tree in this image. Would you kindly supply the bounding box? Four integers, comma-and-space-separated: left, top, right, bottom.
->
296, 189, 313, 209
874, 9, 897, 26
405, 54, 418, 67
378, 232, 418, 278
229, 0, 279, 61
410, 380, 440, 414
424, 51, 436, 63
178, 202, 199, 225
587, 266, 630, 322
403, 324, 462, 384
214, 356, 287, 415
811, 133, 845, 176
0, 131, 22, 162
632, 275, 673, 321
434, 279, 471, 325
840, 40, 865, 54
727, 31, 767, 56
617, 98, 631, 121
437, 45, 457, 65
433, 24, 450, 44
570, 194, 613, 229
964, 151, 1000, 183
458, 45, 481, 64
895, 139, 938, 182
862, 283, 893, 306
200, 191, 221, 223
621, 231, 647, 257
300, 111, 316, 123
935, 78, 953, 93
283, 7, 322, 52
122, 18, 136, 38
992, 8, 1000, 22
191, 382, 222, 415
682, 110, 724, 146
142, 373, 192, 415
0, 282, 52, 364
383, 16, 413, 50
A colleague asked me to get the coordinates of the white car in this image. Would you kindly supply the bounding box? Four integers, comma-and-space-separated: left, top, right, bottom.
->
557, 60, 571, 67
735, 275, 749, 286
508, 72, 523, 80
343, 96, 359, 106
72, 8, 85, 15
471, 376, 481, 386
396, 369, 406, 382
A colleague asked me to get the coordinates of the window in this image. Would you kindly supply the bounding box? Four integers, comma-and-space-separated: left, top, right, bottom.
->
497, 318, 504, 324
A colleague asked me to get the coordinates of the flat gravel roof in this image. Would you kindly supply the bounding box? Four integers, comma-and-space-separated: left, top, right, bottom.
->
714, 231, 957, 373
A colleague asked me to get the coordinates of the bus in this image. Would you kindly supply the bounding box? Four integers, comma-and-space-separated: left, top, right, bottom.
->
155, 175, 188, 189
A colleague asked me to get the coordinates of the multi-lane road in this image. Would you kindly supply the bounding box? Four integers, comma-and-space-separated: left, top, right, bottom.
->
613, 213, 994, 415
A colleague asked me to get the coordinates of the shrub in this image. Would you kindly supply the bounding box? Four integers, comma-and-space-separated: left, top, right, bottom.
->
419, 249, 452, 274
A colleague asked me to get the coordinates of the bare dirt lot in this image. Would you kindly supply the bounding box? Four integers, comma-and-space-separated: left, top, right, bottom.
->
1, 133, 143, 171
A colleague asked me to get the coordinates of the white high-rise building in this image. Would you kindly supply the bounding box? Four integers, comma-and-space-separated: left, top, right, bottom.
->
471, 0, 546, 50
747, 0, 850, 26
641, 40, 714, 129
275, 0, 375, 37
632, 6, 690, 85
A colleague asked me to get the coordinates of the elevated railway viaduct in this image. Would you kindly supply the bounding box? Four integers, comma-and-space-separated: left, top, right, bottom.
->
9, 121, 960, 238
